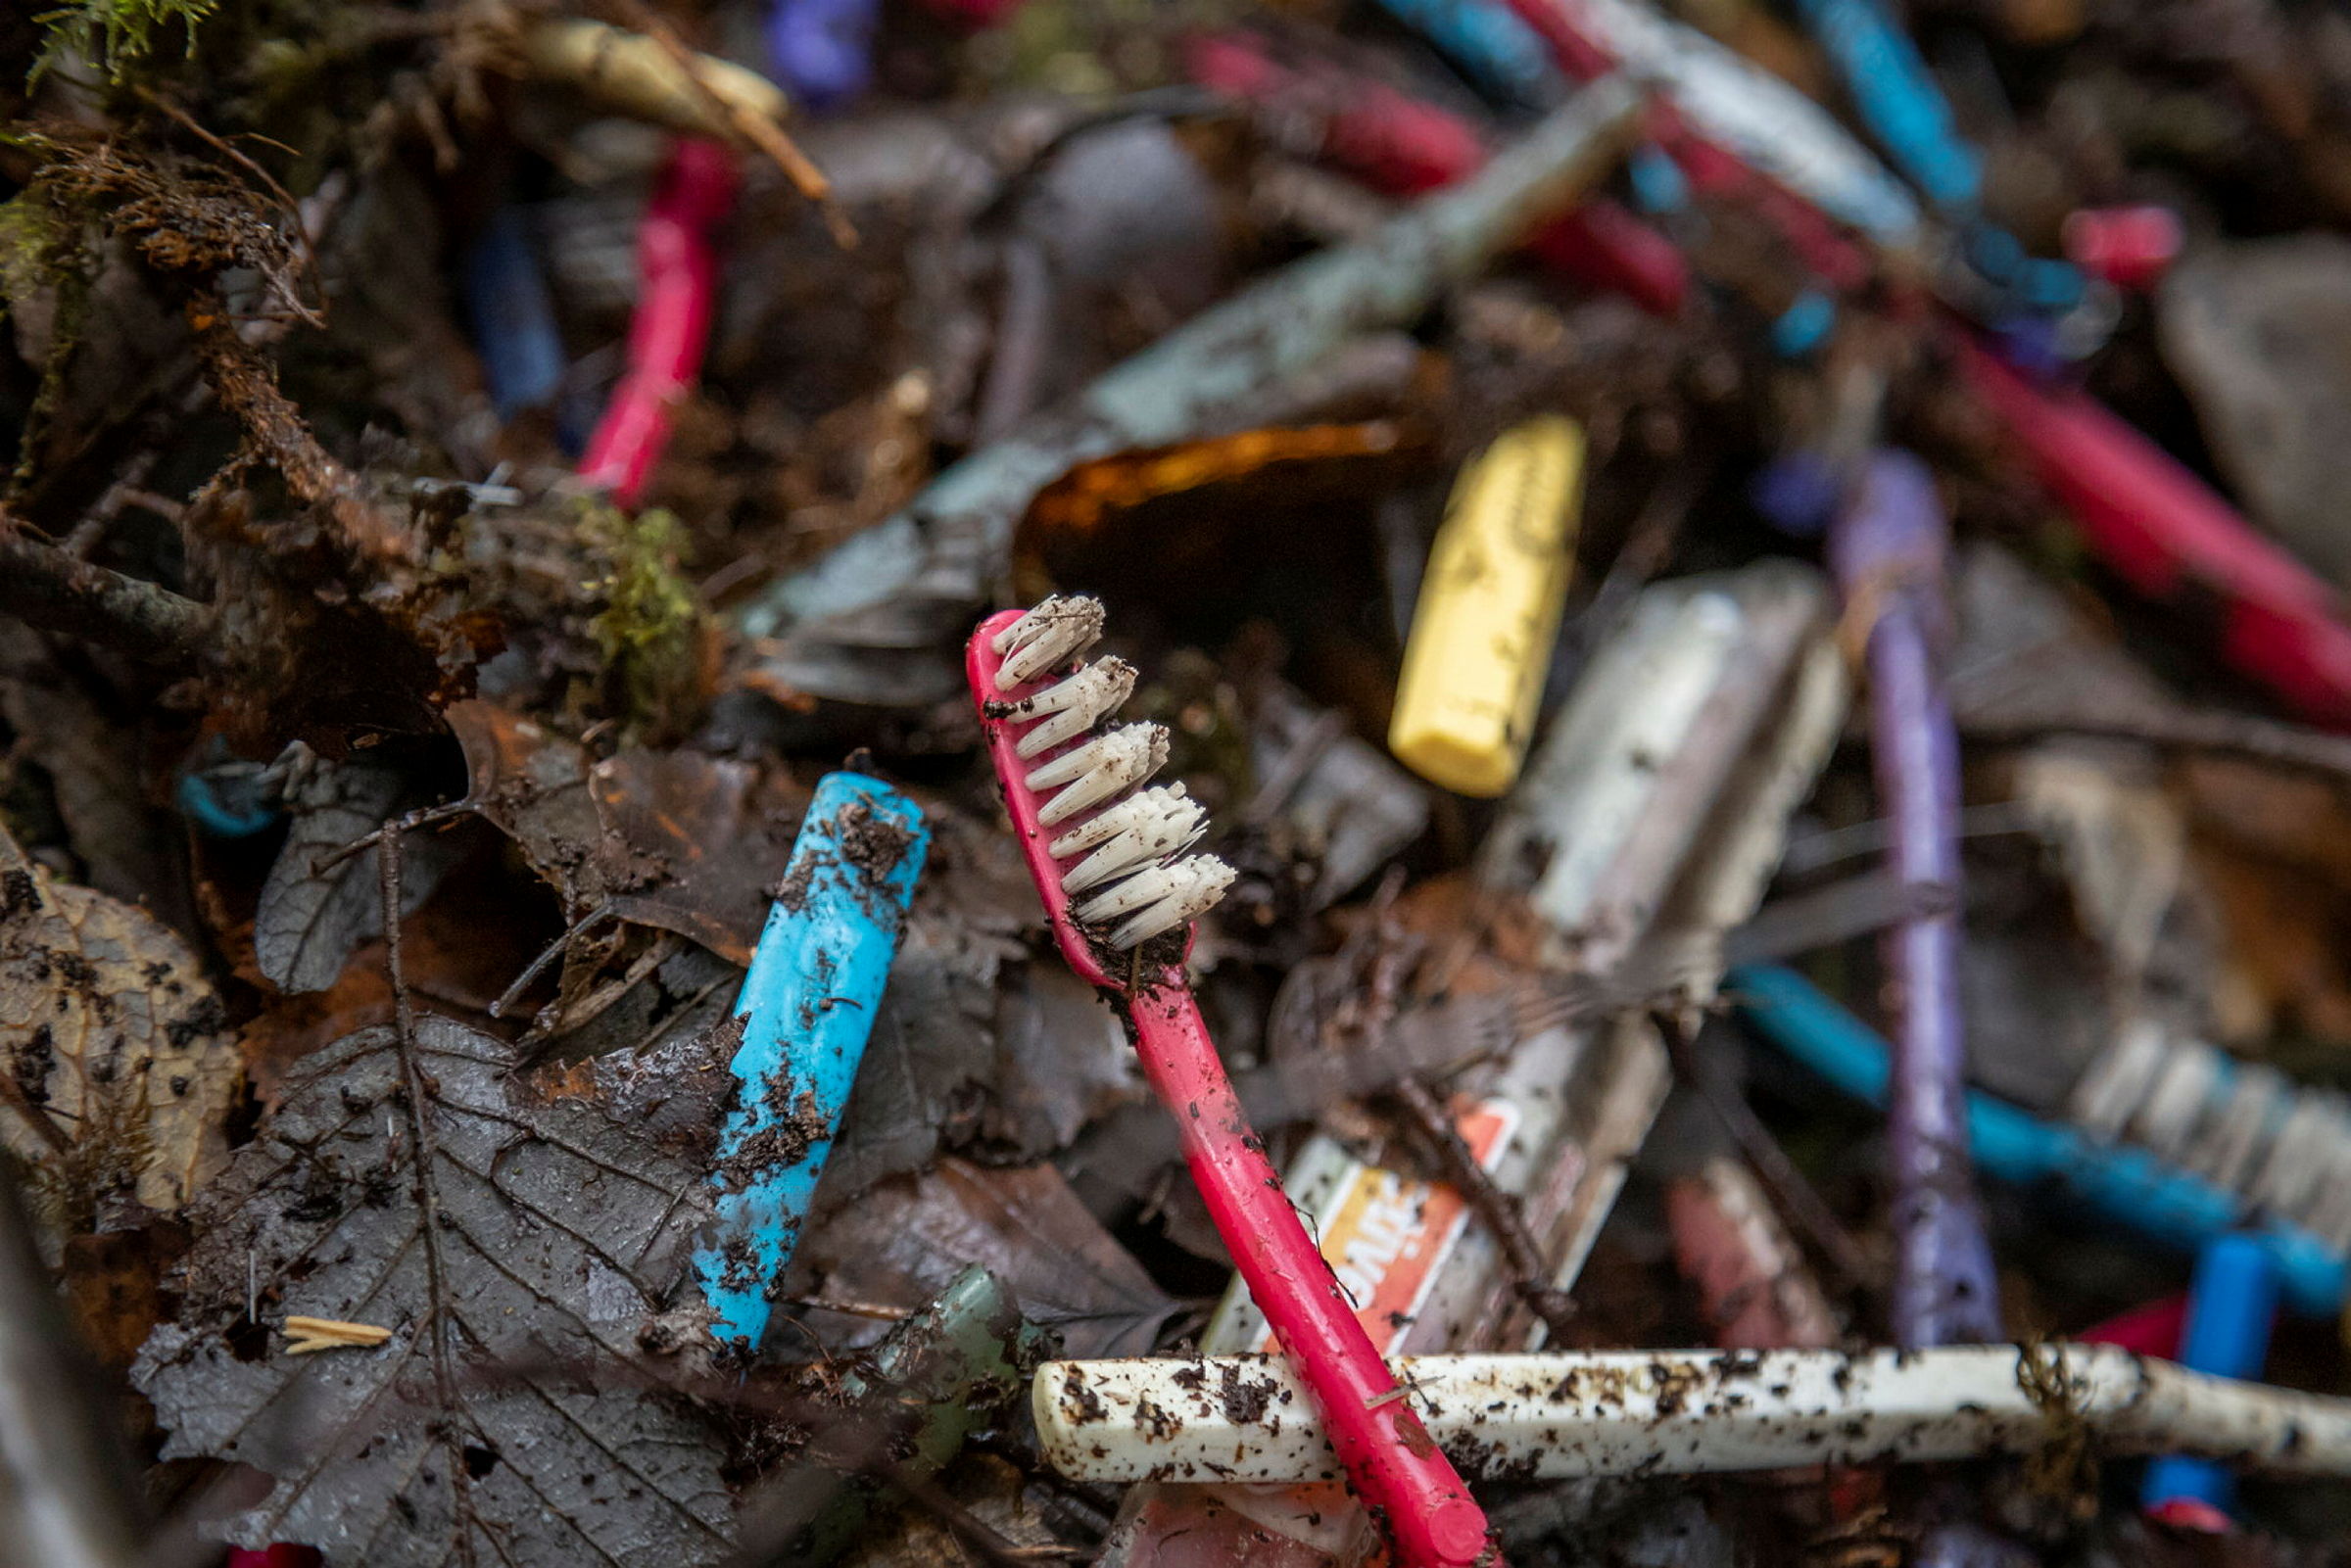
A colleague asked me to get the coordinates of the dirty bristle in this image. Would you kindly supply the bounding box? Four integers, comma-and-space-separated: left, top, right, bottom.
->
993, 594, 1106, 688
993, 595, 1233, 948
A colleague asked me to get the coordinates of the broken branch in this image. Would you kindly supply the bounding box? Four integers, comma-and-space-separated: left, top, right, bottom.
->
0, 512, 214, 663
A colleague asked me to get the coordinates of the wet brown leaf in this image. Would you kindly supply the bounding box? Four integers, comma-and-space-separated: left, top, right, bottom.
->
588, 747, 807, 965
446, 699, 807, 964
0, 625, 182, 918
62, 1222, 186, 1371
795, 1159, 1177, 1358
0, 824, 236, 1224
254, 756, 460, 994
133, 1015, 737, 1566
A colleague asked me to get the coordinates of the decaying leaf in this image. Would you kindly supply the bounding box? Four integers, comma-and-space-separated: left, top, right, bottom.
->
793, 1158, 1177, 1358
588, 747, 807, 964
0, 624, 182, 918
822, 911, 1016, 1202
0, 824, 235, 1224
817, 803, 1116, 1201
255, 755, 457, 994
133, 1015, 738, 1565
446, 699, 806, 964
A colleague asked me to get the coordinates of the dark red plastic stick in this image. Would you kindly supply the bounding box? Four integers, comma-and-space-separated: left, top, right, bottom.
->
1961, 340, 2351, 732
1188, 31, 1688, 315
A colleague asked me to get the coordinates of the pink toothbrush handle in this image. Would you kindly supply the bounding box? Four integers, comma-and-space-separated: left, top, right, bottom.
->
1128, 980, 1492, 1568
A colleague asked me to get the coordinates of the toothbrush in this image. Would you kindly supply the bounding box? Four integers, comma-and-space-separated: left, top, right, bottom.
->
966, 596, 1491, 1568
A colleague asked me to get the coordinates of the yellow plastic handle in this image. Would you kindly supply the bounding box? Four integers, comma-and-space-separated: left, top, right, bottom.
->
1389, 415, 1587, 797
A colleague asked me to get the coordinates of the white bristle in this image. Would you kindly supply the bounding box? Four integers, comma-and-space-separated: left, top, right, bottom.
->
994, 595, 1105, 689
1027, 724, 1169, 824
1058, 792, 1208, 894
1049, 784, 1194, 859
989, 596, 1234, 944
1011, 658, 1137, 758
1090, 857, 1238, 949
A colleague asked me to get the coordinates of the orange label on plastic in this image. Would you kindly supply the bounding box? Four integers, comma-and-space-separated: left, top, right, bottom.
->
1260, 1101, 1519, 1354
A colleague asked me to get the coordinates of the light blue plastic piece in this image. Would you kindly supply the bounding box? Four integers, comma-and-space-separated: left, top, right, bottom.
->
695, 772, 929, 1354
1369, 0, 1565, 111
1729, 963, 2349, 1317
176, 768, 279, 837
1772, 289, 1838, 357
1627, 144, 1690, 214
1792, 0, 1980, 214
2015, 256, 2086, 313
2142, 1233, 2279, 1525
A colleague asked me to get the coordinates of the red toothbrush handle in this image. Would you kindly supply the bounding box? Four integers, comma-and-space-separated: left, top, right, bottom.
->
1128, 981, 1492, 1568
968, 608, 1490, 1564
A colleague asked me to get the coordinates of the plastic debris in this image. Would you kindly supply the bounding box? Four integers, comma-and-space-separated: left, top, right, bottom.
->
19, 4, 2351, 1561
693, 772, 927, 1355
972, 598, 1487, 1568
577, 140, 738, 505
1389, 416, 1587, 797
2065, 205, 2183, 292
1734, 964, 2349, 1315
1035, 1344, 2351, 1484
1826, 451, 2002, 1350
2141, 1234, 2281, 1532
738, 76, 1643, 703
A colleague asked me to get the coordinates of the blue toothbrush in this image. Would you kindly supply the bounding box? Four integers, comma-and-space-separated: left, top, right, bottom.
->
1730, 964, 2348, 1317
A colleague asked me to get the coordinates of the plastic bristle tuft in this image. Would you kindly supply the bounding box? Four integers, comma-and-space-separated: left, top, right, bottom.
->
1027, 724, 1169, 824
1049, 783, 1194, 859
1094, 857, 1237, 948
1059, 793, 1208, 893
1012, 658, 1137, 758
995, 595, 1105, 688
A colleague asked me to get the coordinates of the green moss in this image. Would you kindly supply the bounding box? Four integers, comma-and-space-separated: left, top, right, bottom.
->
578, 499, 709, 737
0, 193, 66, 304
32, 0, 221, 85
0, 179, 96, 490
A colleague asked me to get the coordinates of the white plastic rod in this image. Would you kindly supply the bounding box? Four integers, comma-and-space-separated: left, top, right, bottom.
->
1034, 1346, 2351, 1485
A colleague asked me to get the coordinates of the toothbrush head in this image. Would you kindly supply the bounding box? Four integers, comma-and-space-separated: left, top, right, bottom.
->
968, 595, 1236, 987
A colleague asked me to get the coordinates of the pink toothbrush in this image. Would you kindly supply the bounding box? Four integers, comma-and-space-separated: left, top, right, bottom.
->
967, 596, 1492, 1568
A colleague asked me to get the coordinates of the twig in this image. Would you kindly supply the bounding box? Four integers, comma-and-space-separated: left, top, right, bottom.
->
310, 799, 478, 878
1656, 1011, 1874, 1295
1564, 454, 1705, 666
182, 285, 416, 572
0, 512, 213, 663
490, 901, 618, 1020
135, 86, 326, 327
376, 819, 480, 1568
1389, 1075, 1580, 1341
1959, 705, 2351, 785
601, 0, 854, 248
1720, 871, 1960, 970
0, 1069, 72, 1156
